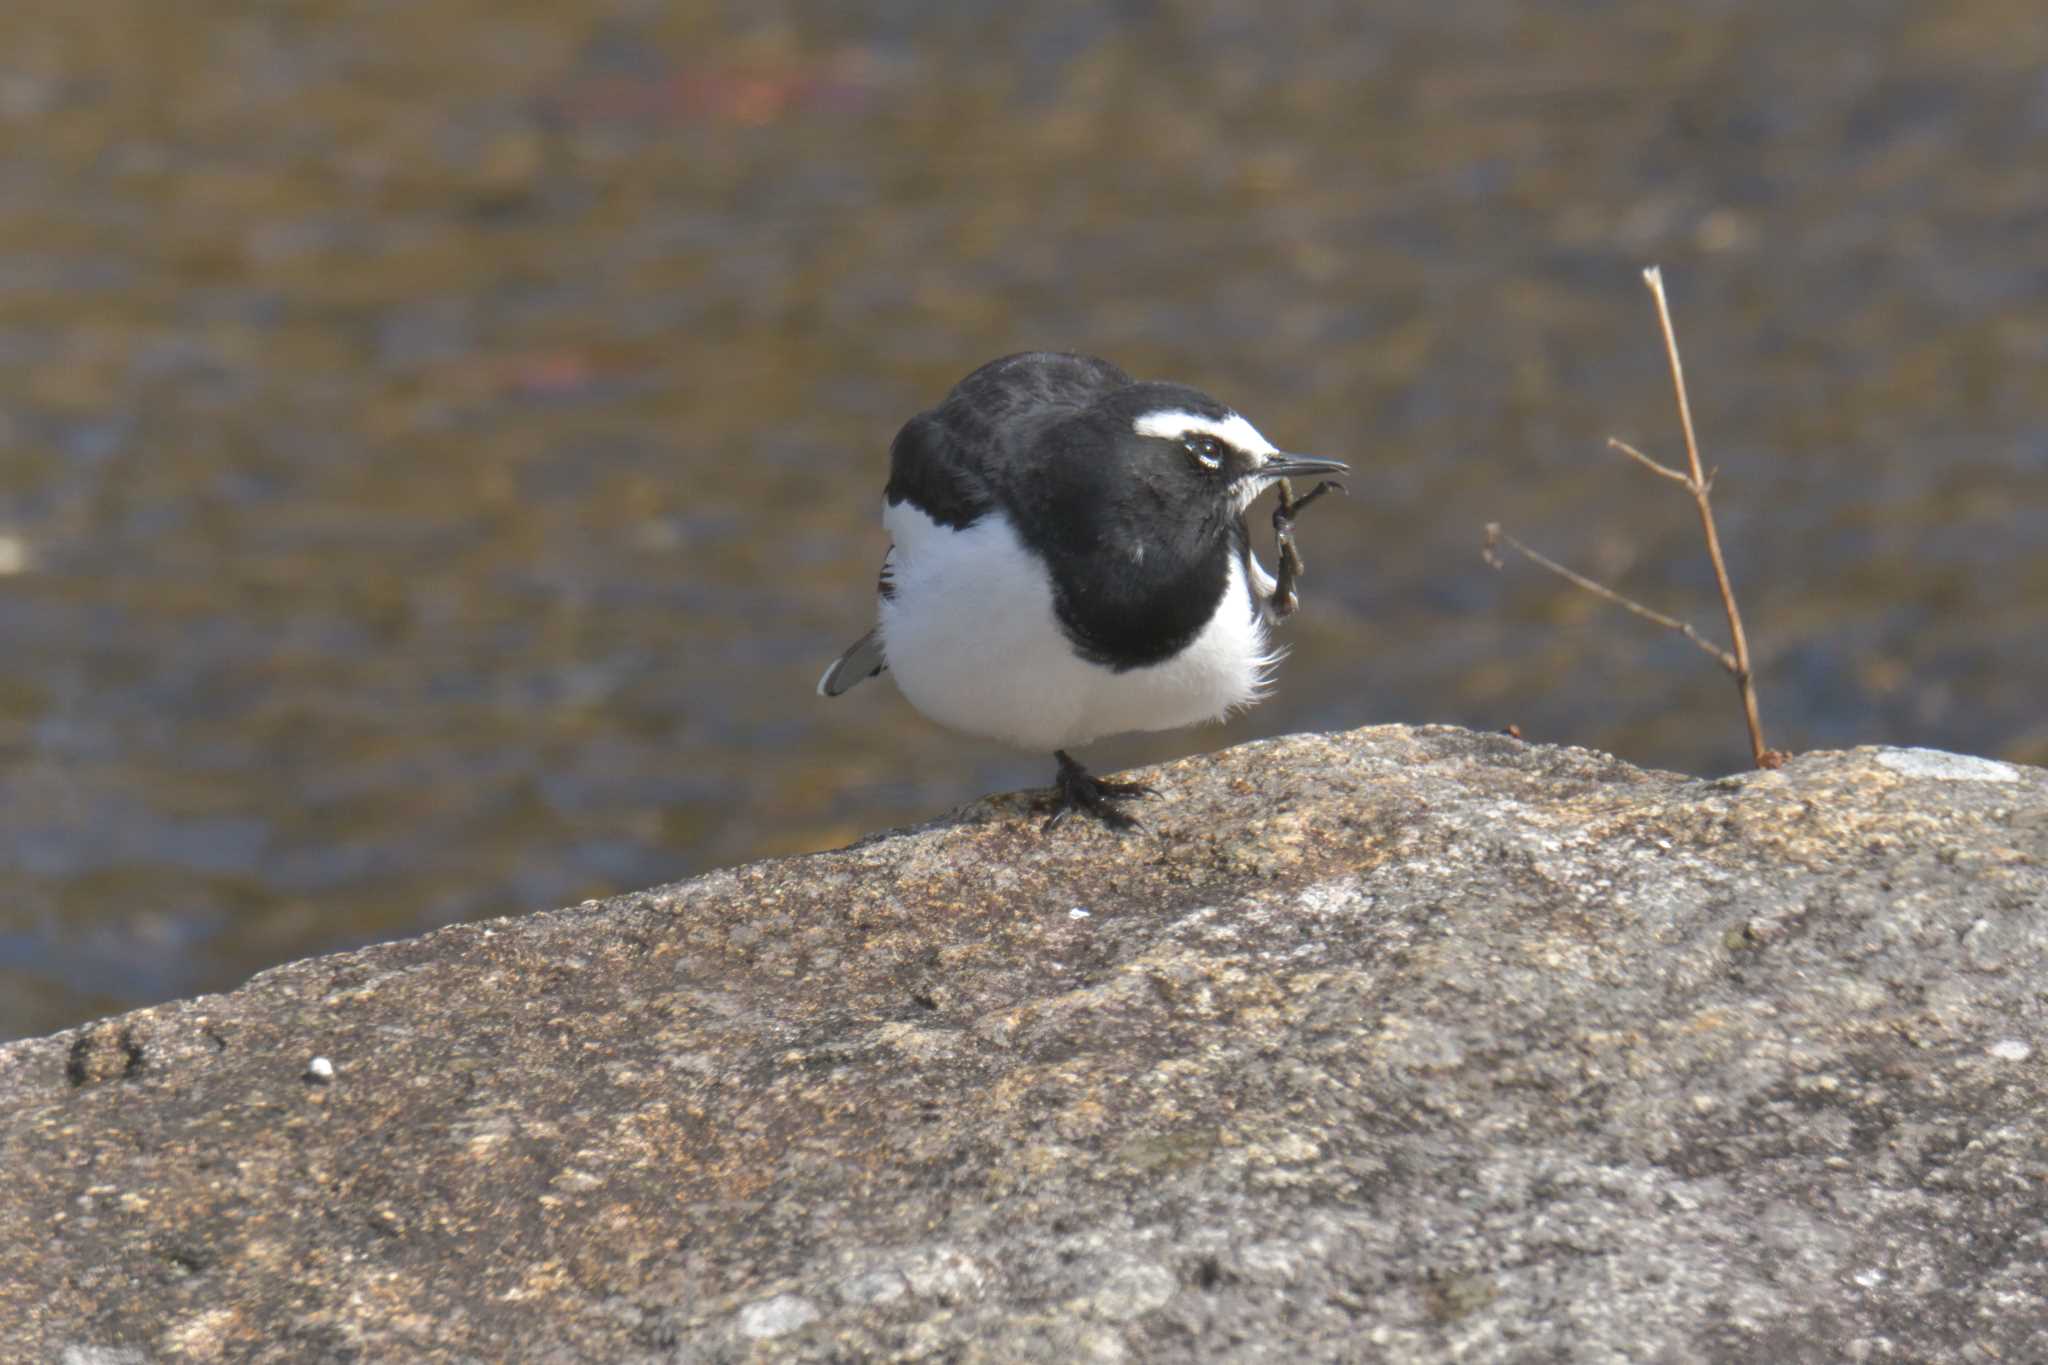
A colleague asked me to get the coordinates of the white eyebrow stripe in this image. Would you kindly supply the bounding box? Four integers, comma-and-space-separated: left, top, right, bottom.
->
1131, 409, 1279, 456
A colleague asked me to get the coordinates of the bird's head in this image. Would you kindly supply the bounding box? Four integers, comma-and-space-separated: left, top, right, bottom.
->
1116, 385, 1348, 516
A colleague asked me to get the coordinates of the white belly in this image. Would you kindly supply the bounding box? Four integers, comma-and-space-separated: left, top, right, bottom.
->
876, 501, 1278, 752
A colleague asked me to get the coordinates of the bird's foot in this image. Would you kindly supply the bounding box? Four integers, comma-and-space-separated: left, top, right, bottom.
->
1044, 750, 1155, 832
1269, 479, 1347, 618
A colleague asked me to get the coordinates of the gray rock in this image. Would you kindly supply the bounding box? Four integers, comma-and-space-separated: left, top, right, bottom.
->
3, 725, 2046, 1362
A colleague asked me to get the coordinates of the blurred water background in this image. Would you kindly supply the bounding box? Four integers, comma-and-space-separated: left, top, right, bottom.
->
3, 1, 2046, 1041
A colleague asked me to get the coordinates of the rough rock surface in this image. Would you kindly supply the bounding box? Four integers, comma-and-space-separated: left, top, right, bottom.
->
3, 726, 2047, 1363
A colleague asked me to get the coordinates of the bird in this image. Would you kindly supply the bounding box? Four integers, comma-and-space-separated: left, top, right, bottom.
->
818, 351, 1347, 831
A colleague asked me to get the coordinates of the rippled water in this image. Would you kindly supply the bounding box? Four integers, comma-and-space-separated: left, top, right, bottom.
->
4, 1, 2046, 1040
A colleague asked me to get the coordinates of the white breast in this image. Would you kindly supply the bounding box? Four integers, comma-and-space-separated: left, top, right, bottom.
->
875, 500, 1280, 752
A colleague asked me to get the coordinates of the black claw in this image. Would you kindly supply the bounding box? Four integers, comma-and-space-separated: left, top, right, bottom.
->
1044, 750, 1155, 832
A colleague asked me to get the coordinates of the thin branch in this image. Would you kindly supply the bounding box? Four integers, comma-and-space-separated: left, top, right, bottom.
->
1483, 267, 1784, 770
1606, 437, 1692, 488
1483, 523, 1737, 672
1639, 266, 1777, 768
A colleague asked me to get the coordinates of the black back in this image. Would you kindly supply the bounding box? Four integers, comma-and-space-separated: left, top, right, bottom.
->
885, 352, 1130, 529
886, 352, 1251, 671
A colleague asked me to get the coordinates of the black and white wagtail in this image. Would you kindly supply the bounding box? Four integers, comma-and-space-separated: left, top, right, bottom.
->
819, 351, 1347, 830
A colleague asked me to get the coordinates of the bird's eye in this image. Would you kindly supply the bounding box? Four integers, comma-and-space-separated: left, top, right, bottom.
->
1183, 435, 1224, 471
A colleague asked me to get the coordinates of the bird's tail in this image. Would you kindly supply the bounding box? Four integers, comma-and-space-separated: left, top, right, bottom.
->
817, 628, 887, 697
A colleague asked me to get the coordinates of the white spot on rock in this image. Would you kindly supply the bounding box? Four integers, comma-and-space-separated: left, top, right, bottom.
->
1070, 907, 1091, 920
1988, 1039, 2032, 1062
1873, 748, 2019, 784
1072, 1325, 1131, 1362
1087, 1260, 1178, 1320
837, 1270, 909, 1306
61, 1348, 149, 1365
305, 1056, 335, 1083
900, 1246, 989, 1302
736, 1293, 819, 1339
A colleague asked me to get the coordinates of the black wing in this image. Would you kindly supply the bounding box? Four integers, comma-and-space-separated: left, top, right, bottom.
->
885, 352, 1130, 529
884, 408, 990, 529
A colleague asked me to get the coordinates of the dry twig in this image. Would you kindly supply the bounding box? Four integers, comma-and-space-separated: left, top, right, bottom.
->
1486, 265, 1784, 769
1482, 524, 1736, 672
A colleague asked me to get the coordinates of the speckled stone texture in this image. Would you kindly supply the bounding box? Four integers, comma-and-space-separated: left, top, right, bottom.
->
4, 726, 2046, 1363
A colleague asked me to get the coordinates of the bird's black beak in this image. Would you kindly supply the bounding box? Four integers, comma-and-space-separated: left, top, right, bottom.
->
1255, 453, 1349, 480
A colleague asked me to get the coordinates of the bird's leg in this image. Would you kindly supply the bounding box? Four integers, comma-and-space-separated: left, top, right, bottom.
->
1268, 479, 1347, 618
1044, 749, 1155, 832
